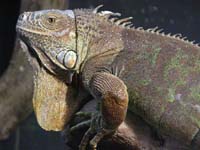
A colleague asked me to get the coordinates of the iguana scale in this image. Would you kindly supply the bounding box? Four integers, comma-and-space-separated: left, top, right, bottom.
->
16, 6, 200, 150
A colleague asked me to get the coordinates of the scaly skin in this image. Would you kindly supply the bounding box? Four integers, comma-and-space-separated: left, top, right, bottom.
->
16, 7, 200, 149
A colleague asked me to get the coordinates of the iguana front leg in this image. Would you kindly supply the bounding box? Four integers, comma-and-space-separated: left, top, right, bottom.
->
79, 72, 129, 150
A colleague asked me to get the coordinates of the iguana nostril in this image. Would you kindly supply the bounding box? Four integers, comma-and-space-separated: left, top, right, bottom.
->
18, 14, 25, 21
22, 13, 27, 20
19, 12, 31, 21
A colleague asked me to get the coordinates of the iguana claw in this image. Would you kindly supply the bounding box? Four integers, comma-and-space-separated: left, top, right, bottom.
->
79, 128, 94, 150
89, 129, 112, 150
69, 111, 92, 133
78, 113, 114, 150
70, 120, 91, 132
79, 127, 113, 150
75, 112, 92, 118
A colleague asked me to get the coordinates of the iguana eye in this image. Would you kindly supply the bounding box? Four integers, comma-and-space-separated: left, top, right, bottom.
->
47, 17, 56, 24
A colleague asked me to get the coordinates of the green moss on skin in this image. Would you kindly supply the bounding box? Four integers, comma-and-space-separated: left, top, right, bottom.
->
139, 79, 152, 86
163, 49, 192, 89
191, 116, 200, 128
190, 84, 200, 101
167, 88, 175, 103
150, 48, 161, 66
136, 47, 161, 67
194, 59, 200, 72
128, 90, 140, 108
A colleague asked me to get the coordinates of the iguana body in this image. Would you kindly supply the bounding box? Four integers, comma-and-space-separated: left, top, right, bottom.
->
16, 6, 200, 149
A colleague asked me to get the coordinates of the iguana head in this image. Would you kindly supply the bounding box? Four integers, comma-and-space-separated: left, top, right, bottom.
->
16, 7, 125, 75
16, 9, 79, 74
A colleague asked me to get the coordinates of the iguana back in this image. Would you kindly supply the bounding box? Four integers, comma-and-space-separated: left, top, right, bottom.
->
80, 9, 200, 148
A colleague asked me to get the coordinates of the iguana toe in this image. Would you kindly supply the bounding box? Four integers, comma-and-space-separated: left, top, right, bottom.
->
70, 120, 91, 133
79, 128, 94, 150
75, 111, 92, 118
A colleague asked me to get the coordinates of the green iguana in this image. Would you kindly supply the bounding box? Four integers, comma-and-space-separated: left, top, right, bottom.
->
16, 6, 200, 150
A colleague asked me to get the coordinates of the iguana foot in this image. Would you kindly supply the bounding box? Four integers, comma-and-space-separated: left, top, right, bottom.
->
89, 128, 113, 150
69, 111, 92, 133
78, 113, 114, 150
79, 128, 93, 150
79, 127, 113, 150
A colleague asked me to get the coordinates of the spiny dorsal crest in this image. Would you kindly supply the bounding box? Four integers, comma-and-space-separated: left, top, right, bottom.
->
92, 5, 134, 28
92, 5, 200, 48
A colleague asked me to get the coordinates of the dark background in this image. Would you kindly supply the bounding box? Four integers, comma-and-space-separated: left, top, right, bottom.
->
0, 0, 199, 150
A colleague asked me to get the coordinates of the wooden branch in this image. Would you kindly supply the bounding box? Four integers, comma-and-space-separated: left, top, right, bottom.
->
0, 40, 33, 140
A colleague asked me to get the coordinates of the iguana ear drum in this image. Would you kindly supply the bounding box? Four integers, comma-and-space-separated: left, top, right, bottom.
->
64, 50, 77, 69
56, 50, 77, 69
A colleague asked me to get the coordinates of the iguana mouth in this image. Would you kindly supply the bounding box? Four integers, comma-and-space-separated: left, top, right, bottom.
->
16, 26, 49, 36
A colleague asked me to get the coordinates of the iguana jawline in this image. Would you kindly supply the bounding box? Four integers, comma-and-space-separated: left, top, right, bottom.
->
16, 25, 49, 36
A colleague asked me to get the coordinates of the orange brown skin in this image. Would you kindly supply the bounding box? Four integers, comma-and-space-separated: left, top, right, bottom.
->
102, 91, 128, 129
